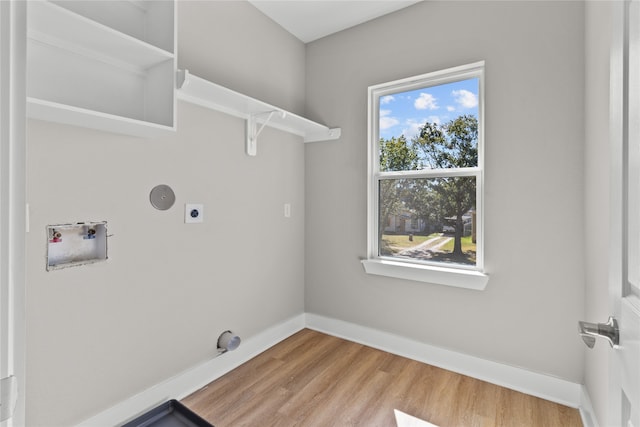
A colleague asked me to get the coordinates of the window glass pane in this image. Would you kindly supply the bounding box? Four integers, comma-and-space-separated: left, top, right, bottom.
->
378, 176, 477, 266
379, 78, 479, 171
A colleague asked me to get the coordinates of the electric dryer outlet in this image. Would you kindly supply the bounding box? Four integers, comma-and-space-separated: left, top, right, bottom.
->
185, 204, 204, 223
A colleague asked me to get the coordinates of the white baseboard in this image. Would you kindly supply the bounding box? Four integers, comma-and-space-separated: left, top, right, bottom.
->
305, 313, 583, 408
77, 312, 586, 426
76, 314, 306, 427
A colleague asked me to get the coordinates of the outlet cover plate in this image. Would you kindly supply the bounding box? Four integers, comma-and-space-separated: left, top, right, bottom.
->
185, 204, 204, 223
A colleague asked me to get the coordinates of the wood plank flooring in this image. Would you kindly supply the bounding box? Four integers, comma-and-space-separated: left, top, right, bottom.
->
182, 329, 582, 427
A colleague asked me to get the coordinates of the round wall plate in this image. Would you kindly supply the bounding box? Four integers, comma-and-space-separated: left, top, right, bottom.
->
149, 184, 176, 211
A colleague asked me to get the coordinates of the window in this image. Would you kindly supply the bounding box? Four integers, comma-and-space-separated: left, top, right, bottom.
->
362, 62, 488, 290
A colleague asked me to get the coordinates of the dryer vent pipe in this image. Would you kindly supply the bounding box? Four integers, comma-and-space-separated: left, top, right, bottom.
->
217, 330, 241, 354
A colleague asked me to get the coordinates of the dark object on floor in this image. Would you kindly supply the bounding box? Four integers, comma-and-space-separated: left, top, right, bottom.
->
121, 399, 213, 427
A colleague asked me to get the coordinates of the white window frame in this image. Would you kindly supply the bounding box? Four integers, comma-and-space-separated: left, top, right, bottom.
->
362, 61, 488, 290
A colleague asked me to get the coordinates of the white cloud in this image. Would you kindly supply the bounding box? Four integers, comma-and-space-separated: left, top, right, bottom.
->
446, 105, 455, 112
414, 93, 438, 110
380, 95, 395, 105
452, 89, 478, 108
401, 120, 423, 141
380, 116, 399, 130
427, 115, 442, 125
402, 116, 442, 140
379, 109, 399, 130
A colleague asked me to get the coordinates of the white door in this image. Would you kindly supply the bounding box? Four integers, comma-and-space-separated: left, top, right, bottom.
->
612, 1, 640, 426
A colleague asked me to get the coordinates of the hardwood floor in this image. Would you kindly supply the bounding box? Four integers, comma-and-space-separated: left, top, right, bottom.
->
182, 329, 583, 427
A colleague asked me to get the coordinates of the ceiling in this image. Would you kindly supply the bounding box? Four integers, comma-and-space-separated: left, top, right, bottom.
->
247, 0, 423, 43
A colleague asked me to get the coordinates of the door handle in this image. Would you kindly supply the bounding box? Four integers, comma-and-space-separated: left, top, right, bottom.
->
578, 316, 619, 348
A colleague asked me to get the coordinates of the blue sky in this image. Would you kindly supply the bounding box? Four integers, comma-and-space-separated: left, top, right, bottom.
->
379, 77, 479, 141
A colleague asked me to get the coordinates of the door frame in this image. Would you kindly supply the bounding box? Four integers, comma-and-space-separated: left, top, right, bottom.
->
608, 1, 625, 425
0, 1, 26, 426
609, 1, 640, 426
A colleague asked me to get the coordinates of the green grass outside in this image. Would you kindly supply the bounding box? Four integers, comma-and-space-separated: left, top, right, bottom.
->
382, 233, 477, 265
439, 235, 477, 264
381, 233, 442, 256
382, 233, 439, 250
440, 234, 476, 253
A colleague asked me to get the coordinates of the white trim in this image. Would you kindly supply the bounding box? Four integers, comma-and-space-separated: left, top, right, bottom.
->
76, 314, 306, 427
0, 2, 27, 426
368, 61, 486, 97
361, 258, 488, 290
305, 313, 582, 408
378, 167, 481, 180
366, 61, 486, 281
608, 3, 634, 427
77, 312, 585, 426
579, 385, 600, 427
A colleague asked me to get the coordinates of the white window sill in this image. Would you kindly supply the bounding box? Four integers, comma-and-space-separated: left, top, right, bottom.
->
361, 259, 488, 290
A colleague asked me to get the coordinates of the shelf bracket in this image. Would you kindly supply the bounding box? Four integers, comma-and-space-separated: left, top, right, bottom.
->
246, 110, 286, 156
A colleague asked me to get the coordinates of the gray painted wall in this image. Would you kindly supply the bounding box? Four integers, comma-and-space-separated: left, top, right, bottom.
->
23, 1, 599, 425
25, 2, 306, 425
179, 1, 306, 115
304, 1, 586, 383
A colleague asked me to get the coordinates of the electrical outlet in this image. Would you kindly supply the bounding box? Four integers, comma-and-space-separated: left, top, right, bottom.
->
185, 203, 204, 223
284, 203, 291, 218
